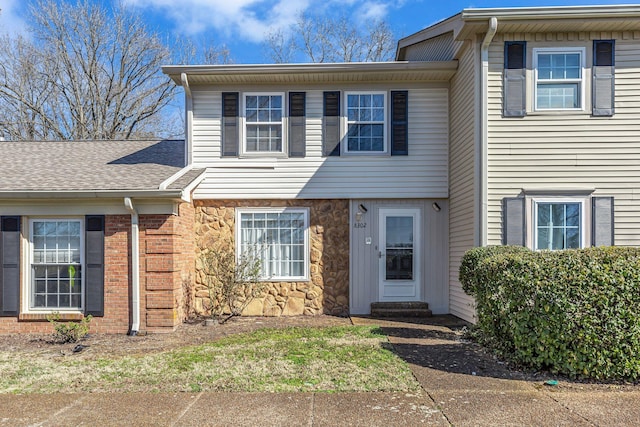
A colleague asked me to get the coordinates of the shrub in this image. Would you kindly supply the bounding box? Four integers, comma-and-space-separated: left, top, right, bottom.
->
47, 313, 93, 343
459, 245, 531, 296
460, 246, 640, 381
200, 239, 265, 324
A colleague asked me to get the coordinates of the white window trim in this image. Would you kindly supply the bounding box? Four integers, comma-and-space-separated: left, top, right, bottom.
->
532, 198, 587, 251
343, 91, 388, 155
235, 207, 309, 282
23, 217, 85, 314
241, 92, 287, 157
532, 47, 586, 112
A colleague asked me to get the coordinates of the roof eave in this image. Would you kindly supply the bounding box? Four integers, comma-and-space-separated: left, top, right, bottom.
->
163, 61, 459, 85
0, 190, 185, 200
461, 4, 640, 21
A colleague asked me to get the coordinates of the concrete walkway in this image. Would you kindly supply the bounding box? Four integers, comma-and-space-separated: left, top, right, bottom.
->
1, 316, 639, 426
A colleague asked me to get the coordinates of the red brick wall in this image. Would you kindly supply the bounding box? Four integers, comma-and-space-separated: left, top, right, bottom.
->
0, 204, 196, 335
140, 203, 195, 333
0, 215, 131, 334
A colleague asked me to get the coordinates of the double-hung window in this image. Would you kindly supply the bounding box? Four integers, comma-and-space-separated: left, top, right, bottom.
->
534, 200, 584, 250
237, 208, 308, 280
244, 93, 284, 154
533, 48, 585, 110
30, 219, 83, 310
346, 92, 386, 153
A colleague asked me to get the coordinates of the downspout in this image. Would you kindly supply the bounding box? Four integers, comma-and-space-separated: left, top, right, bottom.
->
181, 73, 193, 166
124, 197, 140, 336
478, 17, 498, 247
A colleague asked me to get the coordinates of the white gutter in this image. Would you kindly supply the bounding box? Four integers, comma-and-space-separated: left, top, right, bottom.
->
477, 17, 498, 247
0, 189, 185, 199
462, 5, 640, 21
124, 197, 140, 335
180, 73, 193, 167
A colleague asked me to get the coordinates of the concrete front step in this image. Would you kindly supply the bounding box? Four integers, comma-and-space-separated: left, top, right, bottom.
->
370, 302, 432, 318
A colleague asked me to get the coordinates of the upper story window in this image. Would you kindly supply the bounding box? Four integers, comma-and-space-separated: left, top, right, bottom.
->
533, 48, 585, 111
345, 92, 386, 153
244, 93, 284, 153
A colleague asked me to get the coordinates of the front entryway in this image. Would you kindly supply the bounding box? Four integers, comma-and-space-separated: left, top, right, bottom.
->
349, 199, 448, 316
378, 208, 421, 302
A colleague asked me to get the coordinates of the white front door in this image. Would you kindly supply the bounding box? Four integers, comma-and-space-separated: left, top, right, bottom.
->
378, 208, 421, 301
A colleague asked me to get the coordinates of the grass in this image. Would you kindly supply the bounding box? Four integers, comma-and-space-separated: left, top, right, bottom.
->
0, 326, 420, 394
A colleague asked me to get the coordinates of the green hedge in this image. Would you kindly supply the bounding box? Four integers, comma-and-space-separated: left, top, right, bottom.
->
460, 246, 640, 380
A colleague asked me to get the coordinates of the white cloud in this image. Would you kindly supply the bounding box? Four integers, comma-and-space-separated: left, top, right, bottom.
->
0, 0, 28, 35
124, 0, 311, 42
357, 1, 391, 22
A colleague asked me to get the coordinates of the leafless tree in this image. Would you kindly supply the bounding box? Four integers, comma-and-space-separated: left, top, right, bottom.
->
0, 0, 177, 140
265, 12, 397, 63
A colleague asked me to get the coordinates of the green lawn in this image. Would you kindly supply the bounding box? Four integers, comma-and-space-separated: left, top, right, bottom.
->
0, 326, 420, 394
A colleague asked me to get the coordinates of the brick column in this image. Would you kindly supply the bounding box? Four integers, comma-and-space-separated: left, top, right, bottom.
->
141, 203, 195, 332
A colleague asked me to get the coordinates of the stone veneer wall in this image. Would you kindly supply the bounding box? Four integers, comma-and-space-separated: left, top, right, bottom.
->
193, 200, 349, 317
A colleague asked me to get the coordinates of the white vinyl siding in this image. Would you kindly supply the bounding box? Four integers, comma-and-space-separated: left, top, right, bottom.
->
487, 33, 640, 248
447, 42, 477, 323
191, 86, 449, 199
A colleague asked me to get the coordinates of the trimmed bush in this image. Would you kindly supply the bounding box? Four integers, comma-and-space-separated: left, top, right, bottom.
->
460, 246, 640, 380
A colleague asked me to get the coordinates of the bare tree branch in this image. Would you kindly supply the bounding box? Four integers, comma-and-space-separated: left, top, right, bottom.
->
0, 0, 178, 140
264, 12, 397, 64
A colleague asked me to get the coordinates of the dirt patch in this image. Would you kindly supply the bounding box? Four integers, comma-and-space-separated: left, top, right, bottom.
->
0, 315, 352, 360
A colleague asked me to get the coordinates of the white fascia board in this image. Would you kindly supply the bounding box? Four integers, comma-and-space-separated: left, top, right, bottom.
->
162, 61, 458, 83
0, 199, 177, 216
461, 4, 640, 21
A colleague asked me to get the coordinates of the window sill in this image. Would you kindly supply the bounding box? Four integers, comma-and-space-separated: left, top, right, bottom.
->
527, 110, 589, 116
238, 153, 288, 160
341, 152, 389, 157
20, 312, 85, 322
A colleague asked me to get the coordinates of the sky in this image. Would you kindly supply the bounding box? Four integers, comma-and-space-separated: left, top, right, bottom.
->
0, 0, 638, 63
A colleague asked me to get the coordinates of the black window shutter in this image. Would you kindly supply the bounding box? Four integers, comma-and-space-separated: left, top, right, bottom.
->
593, 40, 615, 117
85, 215, 105, 317
222, 92, 239, 157
592, 197, 614, 246
289, 92, 306, 157
503, 198, 526, 246
0, 216, 20, 317
503, 41, 527, 117
322, 91, 341, 156
391, 91, 409, 155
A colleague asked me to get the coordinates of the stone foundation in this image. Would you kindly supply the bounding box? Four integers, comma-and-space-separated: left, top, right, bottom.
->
193, 200, 349, 317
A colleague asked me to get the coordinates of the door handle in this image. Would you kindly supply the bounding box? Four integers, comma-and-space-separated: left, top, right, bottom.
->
378, 251, 384, 259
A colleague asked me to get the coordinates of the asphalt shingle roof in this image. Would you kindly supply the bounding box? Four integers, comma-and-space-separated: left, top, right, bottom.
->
0, 139, 197, 192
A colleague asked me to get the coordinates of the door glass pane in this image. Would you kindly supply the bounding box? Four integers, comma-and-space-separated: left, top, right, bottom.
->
385, 216, 413, 280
